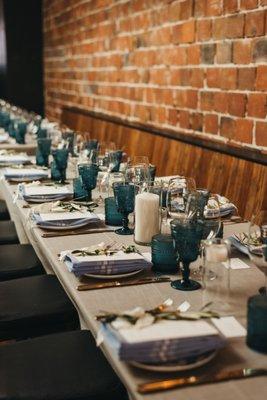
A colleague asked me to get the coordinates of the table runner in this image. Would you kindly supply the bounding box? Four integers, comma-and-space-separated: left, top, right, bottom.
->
0, 177, 267, 400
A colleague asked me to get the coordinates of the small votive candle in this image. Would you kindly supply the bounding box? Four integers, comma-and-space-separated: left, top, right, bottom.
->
134, 192, 160, 245
151, 234, 177, 273
247, 295, 267, 354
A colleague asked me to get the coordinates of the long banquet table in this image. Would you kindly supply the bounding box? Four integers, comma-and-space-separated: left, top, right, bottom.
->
0, 176, 267, 400
0, 137, 36, 155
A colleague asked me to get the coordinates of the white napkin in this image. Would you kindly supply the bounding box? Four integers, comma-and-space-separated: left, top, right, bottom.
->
0, 133, 9, 143
4, 168, 48, 177
24, 185, 71, 196
68, 250, 148, 264
38, 211, 97, 222
118, 319, 219, 344
0, 155, 29, 164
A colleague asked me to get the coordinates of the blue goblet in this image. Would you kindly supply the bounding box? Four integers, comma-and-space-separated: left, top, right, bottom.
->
36, 138, 51, 167
110, 150, 123, 173
113, 183, 136, 235
73, 176, 87, 201
85, 139, 99, 151
15, 121, 27, 144
37, 128, 48, 139
170, 218, 203, 291
51, 148, 69, 183
62, 131, 75, 156
78, 163, 99, 201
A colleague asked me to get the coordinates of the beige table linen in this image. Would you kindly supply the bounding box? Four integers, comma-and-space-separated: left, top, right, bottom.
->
0, 177, 267, 400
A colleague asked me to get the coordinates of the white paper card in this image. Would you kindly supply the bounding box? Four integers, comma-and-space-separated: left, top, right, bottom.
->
119, 320, 219, 344
223, 258, 250, 270
211, 316, 246, 338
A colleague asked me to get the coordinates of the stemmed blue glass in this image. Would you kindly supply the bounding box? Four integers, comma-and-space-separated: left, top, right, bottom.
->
113, 183, 137, 235
170, 217, 203, 291
78, 163, 99, 201
15, 121, 27, 144
37, 128, 48, 139
36, 138, 51, 167
51, 149, 69, 183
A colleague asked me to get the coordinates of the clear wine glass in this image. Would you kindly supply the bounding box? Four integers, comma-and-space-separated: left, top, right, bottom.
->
166, 176, 196, 219
248, 210, 267, 295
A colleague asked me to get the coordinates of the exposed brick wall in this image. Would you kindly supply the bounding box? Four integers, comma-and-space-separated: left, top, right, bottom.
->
43, 0, 267, 149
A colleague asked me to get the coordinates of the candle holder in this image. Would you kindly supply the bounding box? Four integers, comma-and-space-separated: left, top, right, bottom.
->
73, 176, 87, 201
170, 217, 203, 291
105, 197, 124, 226
36, 138, 51, 167
15, 121, 27, 144
78, 163, 99, 201
113, 183, 137, 235
51, 148, 69, 183
151, 234, 178, 273
247, 295, 267, 354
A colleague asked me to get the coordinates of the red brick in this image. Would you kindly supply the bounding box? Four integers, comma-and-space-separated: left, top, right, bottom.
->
233, 40, 252, 64
220, 68, 237, 89
234, 119, 253, 143
206, 0, 223, 16
149, 69, 168, 85
187, 44, 201, 64
200, 91, 214, 111
194, 0, 206, 17
213, 15, 244, 39
214, 92, 229, 113
190, 68, 204, 87
240, 0, 258, 9
190, 113, 203, 131
237, 68, 256, 90
247, 93, 267, 118
260, 0, 267, 4
179, 110, 190, 129
173, 20, 195, 43
228, 93, 247, 117
204, 114, 219, 134
196, 19, 211, 41
216, 42, 232, 64
256, 122, 267, 146
207, 68, 220, 88
223, 0, 238, 13
245, 11, 265, 37
179, 0, 194, 19
256, 66, 267, 90
168, 108, 179, 125
165, 47, 187, 65
220, 117, 236, 139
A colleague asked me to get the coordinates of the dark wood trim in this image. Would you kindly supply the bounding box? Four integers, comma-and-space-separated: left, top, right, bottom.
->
63, 106, 267, 166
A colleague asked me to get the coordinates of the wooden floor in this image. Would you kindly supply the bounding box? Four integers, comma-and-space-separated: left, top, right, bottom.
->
62, 107, 267, 220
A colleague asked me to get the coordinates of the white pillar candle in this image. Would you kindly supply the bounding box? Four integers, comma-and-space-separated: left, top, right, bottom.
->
206, 244, 228, 263
135, 192, 160, 244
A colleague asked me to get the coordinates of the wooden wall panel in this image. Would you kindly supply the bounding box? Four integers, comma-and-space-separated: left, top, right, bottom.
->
62, 108, 267, 220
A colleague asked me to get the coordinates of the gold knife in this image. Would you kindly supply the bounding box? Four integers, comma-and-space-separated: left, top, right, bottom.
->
77, 277, 171, 291
138, 368, 267, 394
42, 228, 114, 238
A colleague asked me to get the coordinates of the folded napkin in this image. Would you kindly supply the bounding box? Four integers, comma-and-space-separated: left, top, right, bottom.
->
228, 235, 249, 256
0, 133, 9, 143
62, 249, 152, 276
4, 168, 49, 179
205, 195, 236, 218
102, 319, 225, 364
20, 184, 72, 201
0, 154, 30, 164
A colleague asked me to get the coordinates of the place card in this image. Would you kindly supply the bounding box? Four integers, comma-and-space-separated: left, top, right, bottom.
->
211, 316, 247, 338
223, 258, 250, 270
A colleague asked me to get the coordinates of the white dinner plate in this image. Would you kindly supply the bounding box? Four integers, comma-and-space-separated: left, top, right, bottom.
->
8, 176, 47, 183
37, 219, 92, 231
84, 269, 142, 280
130, 350, 217, 372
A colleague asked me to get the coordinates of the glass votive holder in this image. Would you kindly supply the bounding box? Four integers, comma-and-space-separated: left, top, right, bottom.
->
73, 177, 87, 201
247, 295, 267, 354
151, 233, 178, 273
105, 197, 123, 226
202, 238, 231, 313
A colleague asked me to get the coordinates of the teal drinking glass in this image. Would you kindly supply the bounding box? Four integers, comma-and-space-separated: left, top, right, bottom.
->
105, 197, 124, 226
149, 164, 157, 183
85, 139, 99, 150
73, 176, 87, 201
36, 138, 51, 167
170, 218, 203, 291
51, 148, 69, 183
113, 183, 136, 235
78, 163, 99, 201
37, 128, 48, 139
110, 150, 123, 173
15, 121, 27, 144
247, 295, 267, 354
62, 131, 75, 156
151, 233, 177, 273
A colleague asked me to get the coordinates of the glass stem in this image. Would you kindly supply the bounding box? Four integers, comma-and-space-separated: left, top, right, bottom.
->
86, 189, 92, 201
181, 262, 190, 285
122, 213, 129, 231
265, 272, 267, 296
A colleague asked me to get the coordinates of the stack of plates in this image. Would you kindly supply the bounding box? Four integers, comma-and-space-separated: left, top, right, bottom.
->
32, 210, 100, 231
63, 250, 152, 278
20, 184, 72, 203
102, 319, 225, 370
4, 167, 49, 181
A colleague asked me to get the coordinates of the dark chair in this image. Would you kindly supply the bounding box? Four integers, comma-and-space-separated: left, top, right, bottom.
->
0, 199, 10, 220
0, 275, 80, 340
0, 221, 19, 245
0, 330, 128, 400
0, 244, 45, 281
